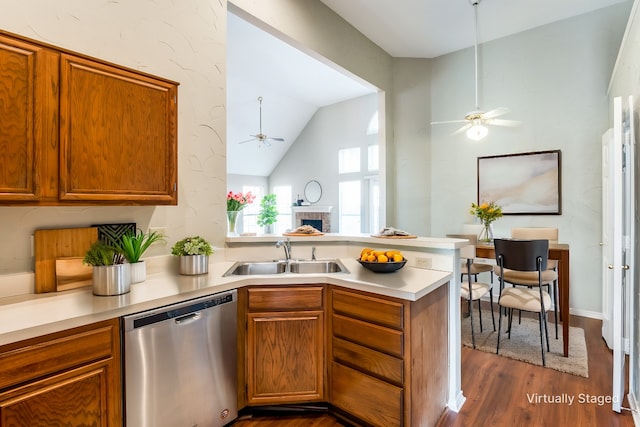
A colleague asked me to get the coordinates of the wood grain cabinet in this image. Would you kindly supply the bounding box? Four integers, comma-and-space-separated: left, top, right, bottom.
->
329, 285, 450, 427
0, 30, 178, 206
240, 286, 325, 406
0, 34, 58, 202
0, 318, 122, 426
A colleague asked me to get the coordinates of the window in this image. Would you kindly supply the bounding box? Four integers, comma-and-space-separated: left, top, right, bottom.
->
273, 185, 292, 233
339, 147, 360, 174
241, 185, 264, 234
338, 145, 379, 234
368, 145, 378, 171
339, 180, 361, 234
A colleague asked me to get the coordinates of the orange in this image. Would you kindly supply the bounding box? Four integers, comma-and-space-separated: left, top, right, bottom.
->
366, 254, 376, 262
377, 254, 389, 263
393, 254, 403, 262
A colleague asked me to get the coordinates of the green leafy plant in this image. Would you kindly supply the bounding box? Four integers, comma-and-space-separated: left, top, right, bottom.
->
113, 229, 165, 263
257, 194, 278, 227
83, 240, 125, 266
171, 236, 213, 256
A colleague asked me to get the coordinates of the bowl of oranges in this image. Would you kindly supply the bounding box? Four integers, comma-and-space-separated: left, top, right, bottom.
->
357, 248, 407, 273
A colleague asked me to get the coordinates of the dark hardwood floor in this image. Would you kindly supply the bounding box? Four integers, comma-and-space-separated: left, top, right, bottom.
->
230, 315, 637, 427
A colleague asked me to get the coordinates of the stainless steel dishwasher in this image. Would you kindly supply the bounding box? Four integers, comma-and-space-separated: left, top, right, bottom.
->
123, 289, 237, 427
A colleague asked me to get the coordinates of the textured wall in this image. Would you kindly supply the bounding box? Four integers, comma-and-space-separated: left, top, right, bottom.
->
0, 0, 227, 276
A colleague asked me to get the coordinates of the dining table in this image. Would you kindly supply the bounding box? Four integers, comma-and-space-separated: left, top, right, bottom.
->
475, 242, 571, 357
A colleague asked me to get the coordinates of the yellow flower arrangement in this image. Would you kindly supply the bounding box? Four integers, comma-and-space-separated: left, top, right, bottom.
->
470, 201, 503, 226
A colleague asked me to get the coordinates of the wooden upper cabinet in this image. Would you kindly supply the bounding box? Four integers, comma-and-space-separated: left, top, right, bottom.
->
0, 34, 58, 202
0, 30, 178, 206
59, 54, 177, 204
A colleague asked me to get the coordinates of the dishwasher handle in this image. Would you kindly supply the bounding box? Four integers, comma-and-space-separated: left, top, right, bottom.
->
174, 312, 201, 325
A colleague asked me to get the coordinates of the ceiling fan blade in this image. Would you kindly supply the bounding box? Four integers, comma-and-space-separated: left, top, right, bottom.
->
431, 119, 467, 125
486, 118, 521, 127
452, 123, 472, 136
238, 138, 258, 144
267, 137, 285, 142
483, 107, 510, 119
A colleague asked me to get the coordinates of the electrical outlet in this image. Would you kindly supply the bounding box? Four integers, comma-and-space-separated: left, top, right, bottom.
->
414, 257, 432, 269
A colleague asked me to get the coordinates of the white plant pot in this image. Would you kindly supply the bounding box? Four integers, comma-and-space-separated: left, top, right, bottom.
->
92, 264, 131, 296
129, 261, 146, 284
179, 255, 209, 275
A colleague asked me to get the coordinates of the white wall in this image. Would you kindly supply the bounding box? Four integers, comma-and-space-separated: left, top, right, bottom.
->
0, 0, 227, 278
428, 4, 631, 315
269, 94, 379, 231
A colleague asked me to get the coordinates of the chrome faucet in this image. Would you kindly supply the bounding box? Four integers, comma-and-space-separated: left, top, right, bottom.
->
276, 239, 292, 261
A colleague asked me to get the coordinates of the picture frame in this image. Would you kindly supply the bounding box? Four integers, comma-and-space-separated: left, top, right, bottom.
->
477, 150, 561, 215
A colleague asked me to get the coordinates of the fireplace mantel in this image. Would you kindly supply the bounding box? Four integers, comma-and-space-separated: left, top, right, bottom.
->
292, 206, 333, 232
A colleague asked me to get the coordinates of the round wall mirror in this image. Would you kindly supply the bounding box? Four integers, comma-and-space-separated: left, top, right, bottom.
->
304, 180, 322, 204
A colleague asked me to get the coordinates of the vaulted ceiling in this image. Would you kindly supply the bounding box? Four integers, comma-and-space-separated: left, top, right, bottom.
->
227, 0, 629, 176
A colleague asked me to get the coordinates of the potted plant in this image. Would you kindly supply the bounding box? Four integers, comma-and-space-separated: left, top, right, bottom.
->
113, 229, 165, 283
83, 240, 130, 296
257, 194, 278, 234
171, 236, 213, 275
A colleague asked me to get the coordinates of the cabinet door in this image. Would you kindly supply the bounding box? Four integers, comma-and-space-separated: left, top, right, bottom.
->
0, 360, 115, 427
0, 35, 58, 201
59, 54, 177, 204
247, 311, 324, 404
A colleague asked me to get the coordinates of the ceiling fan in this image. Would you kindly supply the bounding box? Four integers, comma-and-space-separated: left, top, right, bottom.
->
238, 96, 285, 146
430, 0, 519, 140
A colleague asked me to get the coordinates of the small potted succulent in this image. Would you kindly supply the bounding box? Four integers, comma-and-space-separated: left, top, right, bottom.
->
83, 240, 130, 296
113, 229, 165, 283
171, 236, 214, 275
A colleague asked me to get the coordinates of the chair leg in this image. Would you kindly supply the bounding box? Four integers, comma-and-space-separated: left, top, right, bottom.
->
489, 292, 496, 331
496, 304, 503, 355
477, 299, 484, 332
544, 311, 550, 352
553, 280, 559, 339
538, 311, 546, 367
469, 298, 476, 349
507, 309, 514, 338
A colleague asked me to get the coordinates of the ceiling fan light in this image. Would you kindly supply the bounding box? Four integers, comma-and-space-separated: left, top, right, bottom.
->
466, 123, 488, 141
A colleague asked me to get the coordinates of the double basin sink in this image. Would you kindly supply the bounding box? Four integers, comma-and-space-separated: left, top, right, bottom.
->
224, 259, 347, 276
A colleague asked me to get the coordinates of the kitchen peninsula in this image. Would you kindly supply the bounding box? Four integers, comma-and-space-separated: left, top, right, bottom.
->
0, 234, 466, 426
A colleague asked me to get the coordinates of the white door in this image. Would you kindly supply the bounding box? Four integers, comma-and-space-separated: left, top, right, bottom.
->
607, 96, 636, 413
602, 127, 614, 348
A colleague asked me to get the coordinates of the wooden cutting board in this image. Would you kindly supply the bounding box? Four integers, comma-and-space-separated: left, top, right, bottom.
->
34, 227, 98, 293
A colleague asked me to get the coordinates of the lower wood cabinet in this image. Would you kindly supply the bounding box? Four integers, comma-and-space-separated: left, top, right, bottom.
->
241, 285, 325, 406
238, 283, 450, 426
0, 318, 121, 426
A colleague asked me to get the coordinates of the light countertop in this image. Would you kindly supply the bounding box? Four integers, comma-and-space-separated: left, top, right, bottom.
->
0, 257, 452, 346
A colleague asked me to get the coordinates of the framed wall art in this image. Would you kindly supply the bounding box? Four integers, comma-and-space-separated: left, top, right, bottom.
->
477, 150, 561, 215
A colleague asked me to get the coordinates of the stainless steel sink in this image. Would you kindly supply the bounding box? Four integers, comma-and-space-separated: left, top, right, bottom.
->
224, 261, 287, 276
223, 259, 347, 276
288, 259, 346, 274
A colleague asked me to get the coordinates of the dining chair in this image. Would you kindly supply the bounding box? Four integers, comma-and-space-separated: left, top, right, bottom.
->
459, 243, 495, 348
510, 227, 560, 338
447, 233, 494, 283
494, 238, 554, 366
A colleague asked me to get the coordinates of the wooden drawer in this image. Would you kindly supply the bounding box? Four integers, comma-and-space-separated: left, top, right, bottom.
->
0, 319, 117, 390
332, 313, 403, 357
332, 288, 403, 329
332, 336, 403, 385
248, 286, 323, 311
331, 361, 402, 427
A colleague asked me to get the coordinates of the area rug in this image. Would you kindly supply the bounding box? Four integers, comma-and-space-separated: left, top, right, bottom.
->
461, 309, 589, 378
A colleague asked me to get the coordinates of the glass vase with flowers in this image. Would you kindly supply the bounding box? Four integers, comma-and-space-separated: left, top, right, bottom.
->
470, 201, 503, 242
226, 191, 256, 235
